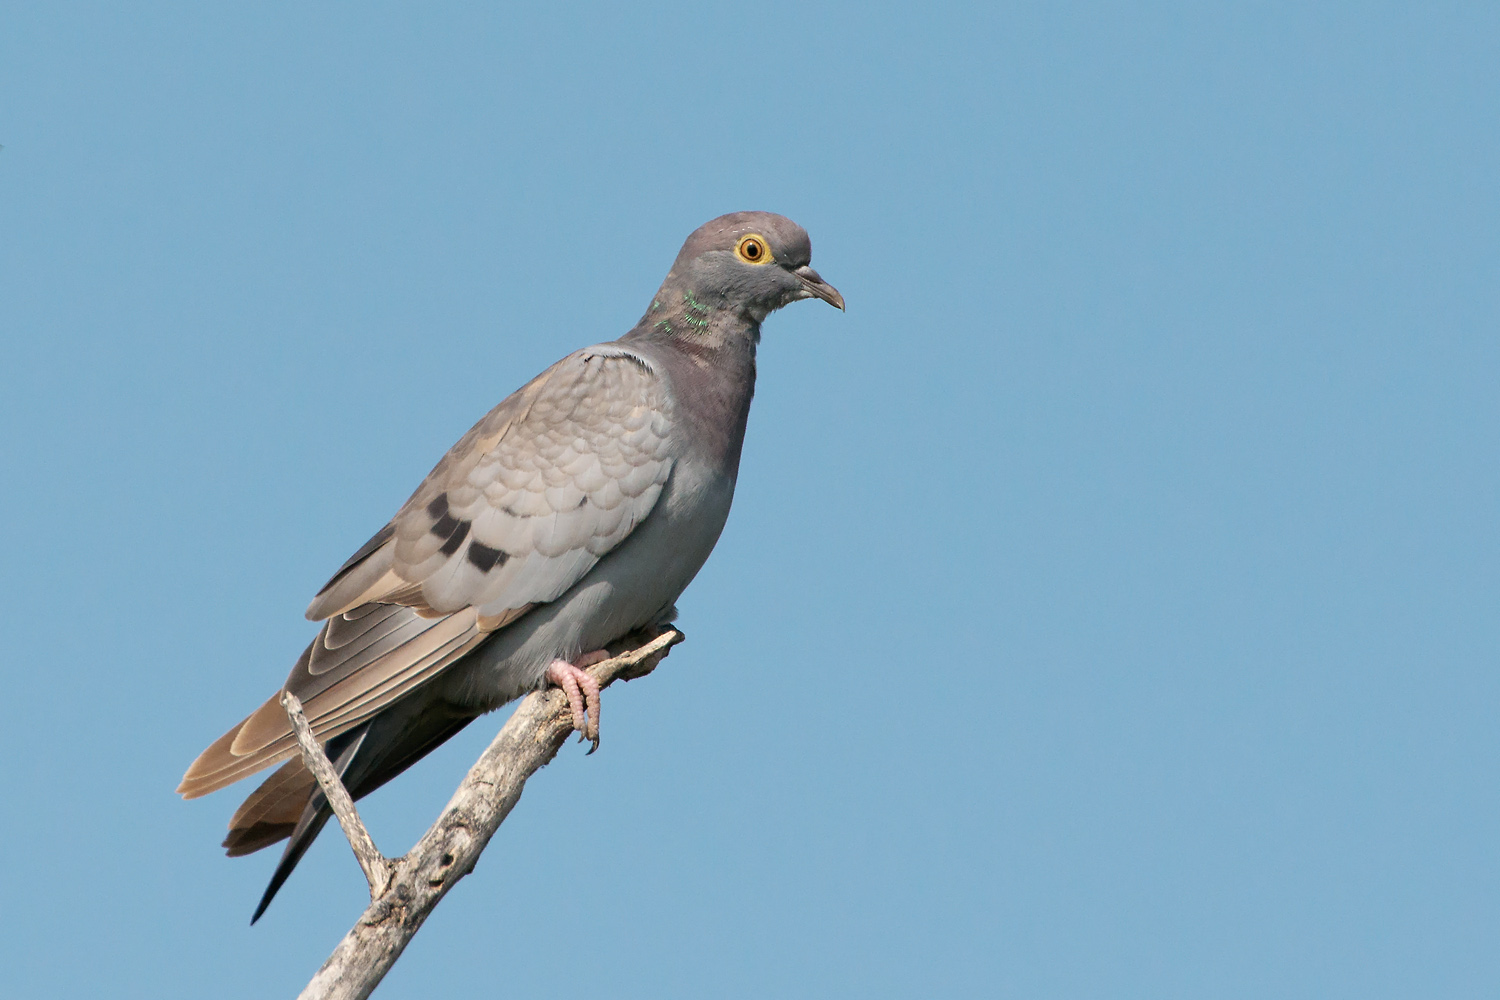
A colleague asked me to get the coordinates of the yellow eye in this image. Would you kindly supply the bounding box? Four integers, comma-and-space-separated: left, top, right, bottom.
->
735, 234, 773, 265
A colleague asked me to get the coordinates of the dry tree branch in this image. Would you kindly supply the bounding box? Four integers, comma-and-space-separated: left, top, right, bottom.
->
282, 692, 391, 897
290, 625, 685, 1000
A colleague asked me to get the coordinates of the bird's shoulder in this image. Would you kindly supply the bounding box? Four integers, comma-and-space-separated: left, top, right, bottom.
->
402, 342, 670, 505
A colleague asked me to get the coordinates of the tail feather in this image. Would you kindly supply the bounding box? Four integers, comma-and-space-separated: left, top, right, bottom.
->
223, 758, 321, 857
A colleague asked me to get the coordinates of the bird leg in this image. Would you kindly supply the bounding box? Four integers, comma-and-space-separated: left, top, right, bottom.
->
545, 650, 611, 752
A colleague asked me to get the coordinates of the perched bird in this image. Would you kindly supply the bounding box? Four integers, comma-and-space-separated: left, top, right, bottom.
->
179, 211, 843, 922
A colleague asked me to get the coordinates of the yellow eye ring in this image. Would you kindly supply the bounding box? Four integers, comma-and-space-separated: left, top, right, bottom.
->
735, 234, 773, 265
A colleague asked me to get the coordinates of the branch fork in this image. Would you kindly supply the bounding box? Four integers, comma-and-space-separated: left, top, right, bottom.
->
279, 625, 684, 1000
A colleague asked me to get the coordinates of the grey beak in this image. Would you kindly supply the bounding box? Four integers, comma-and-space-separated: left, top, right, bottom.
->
794, 265, 846, 311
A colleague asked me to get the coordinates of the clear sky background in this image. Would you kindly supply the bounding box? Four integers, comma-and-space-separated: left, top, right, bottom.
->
2, 3, 1496, 997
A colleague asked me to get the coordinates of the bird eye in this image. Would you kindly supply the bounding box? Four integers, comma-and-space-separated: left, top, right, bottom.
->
735, 234, 772, 265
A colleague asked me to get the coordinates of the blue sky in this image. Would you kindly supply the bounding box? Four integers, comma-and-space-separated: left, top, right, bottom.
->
2, 3, 1497, 997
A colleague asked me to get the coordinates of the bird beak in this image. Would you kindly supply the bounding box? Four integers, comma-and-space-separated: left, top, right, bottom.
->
793, 265, 846, 311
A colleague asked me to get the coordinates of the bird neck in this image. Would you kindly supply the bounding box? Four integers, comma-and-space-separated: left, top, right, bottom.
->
623, 282, 761, 478
629, 280, 764, 355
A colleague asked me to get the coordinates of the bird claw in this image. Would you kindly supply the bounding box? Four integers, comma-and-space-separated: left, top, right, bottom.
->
545, 651, 609, 752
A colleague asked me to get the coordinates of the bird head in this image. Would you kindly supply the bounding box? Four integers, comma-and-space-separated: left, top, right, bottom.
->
654, 211, 844, 325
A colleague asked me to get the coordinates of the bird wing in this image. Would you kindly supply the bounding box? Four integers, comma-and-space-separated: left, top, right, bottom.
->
179, 345, 675, 798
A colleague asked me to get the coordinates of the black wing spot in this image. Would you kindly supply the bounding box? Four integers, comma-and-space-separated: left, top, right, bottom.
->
439, 519, 471, 555
426, 494, 449, 519
468, 542, 509, 573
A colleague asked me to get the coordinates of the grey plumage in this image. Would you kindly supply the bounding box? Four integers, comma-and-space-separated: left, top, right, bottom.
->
178, 211, 842, 921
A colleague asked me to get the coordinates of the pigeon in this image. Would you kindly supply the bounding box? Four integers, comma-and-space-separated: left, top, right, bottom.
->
178, 211, 843, 921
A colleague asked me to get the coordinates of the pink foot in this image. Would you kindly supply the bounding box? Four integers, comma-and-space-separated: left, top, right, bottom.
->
545, 650, 610, 752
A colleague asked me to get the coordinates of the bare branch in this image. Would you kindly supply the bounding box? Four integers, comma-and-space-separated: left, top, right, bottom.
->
295, 625, 684, 1000
281, 692, 391, 897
